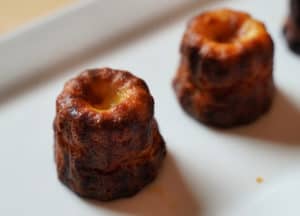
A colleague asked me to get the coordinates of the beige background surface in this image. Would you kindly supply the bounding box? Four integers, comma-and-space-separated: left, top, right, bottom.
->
0, 0, 75, 34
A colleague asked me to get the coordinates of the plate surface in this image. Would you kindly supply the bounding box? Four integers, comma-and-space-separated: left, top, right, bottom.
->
228, 169, 300, 216
1, 0, 300, 215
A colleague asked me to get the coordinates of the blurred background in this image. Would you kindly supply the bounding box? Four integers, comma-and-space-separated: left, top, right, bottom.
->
0, 0, 193, 97
0, 0, 76, 34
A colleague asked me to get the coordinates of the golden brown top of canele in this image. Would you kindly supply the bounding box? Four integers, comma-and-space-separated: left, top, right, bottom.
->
183, 9, 270, 53
56, 68, 154, 127
181, 9, 274, 89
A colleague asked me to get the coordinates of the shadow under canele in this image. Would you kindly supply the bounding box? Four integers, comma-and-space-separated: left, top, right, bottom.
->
83, 152, 203, 216
223, 89, 300, 146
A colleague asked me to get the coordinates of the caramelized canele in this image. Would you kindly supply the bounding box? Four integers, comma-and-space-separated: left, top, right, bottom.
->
284, 0, 300, 53
54, 68, 166, 201
173, 9, 275, 127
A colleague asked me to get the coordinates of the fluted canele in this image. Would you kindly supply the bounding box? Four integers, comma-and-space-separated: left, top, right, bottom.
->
173, 9, 275, 127
54, 68, 166, 201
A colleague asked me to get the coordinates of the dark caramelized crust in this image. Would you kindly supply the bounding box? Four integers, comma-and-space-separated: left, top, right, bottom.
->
173, 9, 275, 127
173, 59, 274, 127
54, 68, 166, 200
284, 0, 300, 54
291, 0, 300, 23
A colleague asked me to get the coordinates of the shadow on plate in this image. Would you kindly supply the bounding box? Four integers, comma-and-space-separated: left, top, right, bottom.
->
224, 89, 300, 146
84, 152, 202, 216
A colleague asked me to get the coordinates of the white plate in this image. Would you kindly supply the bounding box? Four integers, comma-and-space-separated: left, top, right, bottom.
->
1, 0, 300, 215
229, 168, 300, 216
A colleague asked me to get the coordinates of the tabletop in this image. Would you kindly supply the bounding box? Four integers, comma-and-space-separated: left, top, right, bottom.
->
0, 0, 75, 34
